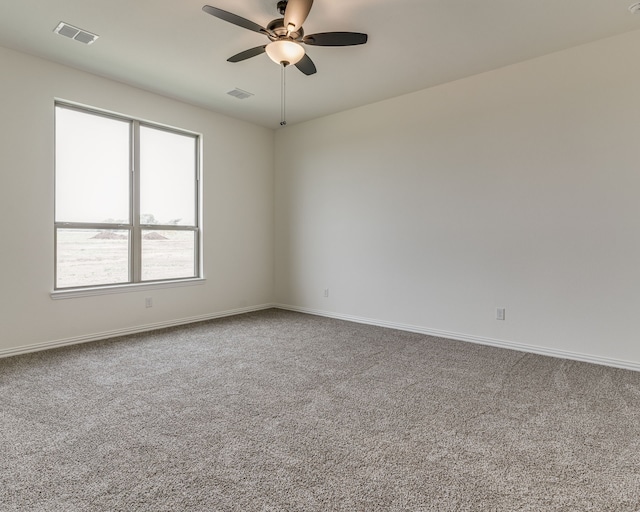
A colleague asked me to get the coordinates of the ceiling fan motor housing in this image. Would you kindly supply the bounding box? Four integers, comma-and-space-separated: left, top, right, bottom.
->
267, 18, 304, 41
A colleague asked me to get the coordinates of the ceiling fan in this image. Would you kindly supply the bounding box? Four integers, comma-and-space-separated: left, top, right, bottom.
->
202, 0, 368, 75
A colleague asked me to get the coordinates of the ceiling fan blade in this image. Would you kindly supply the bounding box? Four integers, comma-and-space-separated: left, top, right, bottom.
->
295, 53, 317, 75
227, 45, 267, 63
303, 32, 368, 47
202, 5, 268, 35
284, 0, 313, 32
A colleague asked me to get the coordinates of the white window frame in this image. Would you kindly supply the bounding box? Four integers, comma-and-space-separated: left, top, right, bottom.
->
52, 102, 203, 298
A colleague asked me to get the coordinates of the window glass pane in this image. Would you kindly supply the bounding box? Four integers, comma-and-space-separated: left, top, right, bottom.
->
141, 230, 196, 281
140, 126, 196, 226
56, 228, 130, 288
55, 107, 130, 224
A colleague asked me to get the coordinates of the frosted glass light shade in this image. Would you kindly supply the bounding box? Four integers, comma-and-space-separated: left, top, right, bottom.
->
265, 40, 305, 65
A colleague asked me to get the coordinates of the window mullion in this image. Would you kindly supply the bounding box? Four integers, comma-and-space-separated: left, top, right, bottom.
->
132, 120, 141, 283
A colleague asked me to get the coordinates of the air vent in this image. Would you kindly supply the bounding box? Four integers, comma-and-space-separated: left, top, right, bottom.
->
227, 88, 254, 100
54, 22, 99, 45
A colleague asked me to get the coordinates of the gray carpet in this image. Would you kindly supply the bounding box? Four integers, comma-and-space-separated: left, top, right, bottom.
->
2, 309, 640, 511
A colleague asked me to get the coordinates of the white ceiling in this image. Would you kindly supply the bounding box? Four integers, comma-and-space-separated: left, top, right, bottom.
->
1, 0, 639, 128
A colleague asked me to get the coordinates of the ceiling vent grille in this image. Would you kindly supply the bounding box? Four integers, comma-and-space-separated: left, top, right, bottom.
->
54, 22, 99, 45
227, 88, 254, 100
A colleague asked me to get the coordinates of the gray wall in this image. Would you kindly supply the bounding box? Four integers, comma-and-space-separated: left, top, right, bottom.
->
274, 30, 640, 367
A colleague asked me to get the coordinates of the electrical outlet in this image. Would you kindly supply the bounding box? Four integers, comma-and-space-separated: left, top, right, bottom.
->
496, 308, 505, 321
324, 288, 329, 298
145, 297, 153, 308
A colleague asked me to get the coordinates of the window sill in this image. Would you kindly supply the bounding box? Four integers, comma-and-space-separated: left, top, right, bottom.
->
50, 278, 206, 300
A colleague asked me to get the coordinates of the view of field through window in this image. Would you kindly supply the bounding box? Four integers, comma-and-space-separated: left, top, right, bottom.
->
56, 229, 196, 289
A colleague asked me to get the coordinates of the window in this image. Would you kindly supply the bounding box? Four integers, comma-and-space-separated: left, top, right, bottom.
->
54, 103, 200, 290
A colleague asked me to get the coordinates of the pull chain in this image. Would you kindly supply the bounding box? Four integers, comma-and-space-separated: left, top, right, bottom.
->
280, 63, 287, 126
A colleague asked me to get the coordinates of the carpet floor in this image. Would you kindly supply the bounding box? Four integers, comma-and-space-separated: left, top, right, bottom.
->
2, 309, 640, 511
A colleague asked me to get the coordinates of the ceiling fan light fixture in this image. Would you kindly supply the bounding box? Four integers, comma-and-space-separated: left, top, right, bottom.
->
266, 40, 305, 65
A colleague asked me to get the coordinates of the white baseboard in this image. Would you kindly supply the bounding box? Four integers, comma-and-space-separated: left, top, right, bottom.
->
273, 304, 640, 373
0, 304, 274, 359
4, 303, 640, 373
